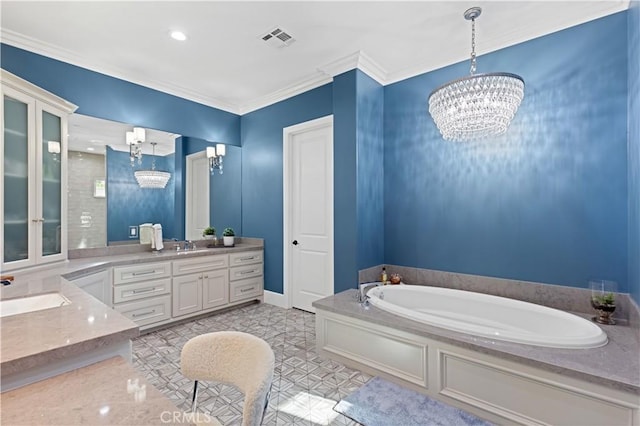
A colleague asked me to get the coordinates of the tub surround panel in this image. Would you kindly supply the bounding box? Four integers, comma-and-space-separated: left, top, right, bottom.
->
384, 12, 629, 293
313, 290, 639, 394
358, 264, 384, 284
1, 356, 182, 425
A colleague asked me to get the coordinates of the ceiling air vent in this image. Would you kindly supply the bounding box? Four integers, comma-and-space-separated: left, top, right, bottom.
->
260, 27, 296, 48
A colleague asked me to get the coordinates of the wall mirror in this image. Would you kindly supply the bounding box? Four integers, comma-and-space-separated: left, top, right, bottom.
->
67, 114, 242, 248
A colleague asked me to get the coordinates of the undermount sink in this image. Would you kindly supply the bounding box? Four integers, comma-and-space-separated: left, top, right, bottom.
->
0, 292, 71, 318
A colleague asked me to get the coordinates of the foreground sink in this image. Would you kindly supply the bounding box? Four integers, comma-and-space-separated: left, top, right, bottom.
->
0, 292, 71, 318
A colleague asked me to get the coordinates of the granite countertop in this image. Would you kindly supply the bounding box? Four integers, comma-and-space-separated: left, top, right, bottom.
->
0, 279, 139, 377
0, 356, 191, 425
64, 241, 265, 280
313, 289, 640, 395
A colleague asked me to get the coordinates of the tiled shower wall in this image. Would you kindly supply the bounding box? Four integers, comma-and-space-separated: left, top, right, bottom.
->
67, 151, 106, 249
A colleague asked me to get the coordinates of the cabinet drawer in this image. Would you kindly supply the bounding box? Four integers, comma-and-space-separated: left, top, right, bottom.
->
229, 250, 263, 267
113, 295, 171, 326
113, 278, 171, 304
173, 254, 228, 276
229, 277, 263, 302
229, 264, 263, 281
113, 262, 171, 285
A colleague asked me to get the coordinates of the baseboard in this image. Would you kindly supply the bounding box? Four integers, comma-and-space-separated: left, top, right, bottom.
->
264, 290, 289, 309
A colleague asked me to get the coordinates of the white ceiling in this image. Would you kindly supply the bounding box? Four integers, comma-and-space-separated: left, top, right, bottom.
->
8, 1, 628, 155
1, 1, 628, 117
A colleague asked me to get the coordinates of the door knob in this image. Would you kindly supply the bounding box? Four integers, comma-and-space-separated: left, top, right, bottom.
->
292, 240, 299, 245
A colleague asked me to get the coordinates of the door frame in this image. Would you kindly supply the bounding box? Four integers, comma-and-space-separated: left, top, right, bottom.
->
283, 115, 334, 309
185, 151, 209, 241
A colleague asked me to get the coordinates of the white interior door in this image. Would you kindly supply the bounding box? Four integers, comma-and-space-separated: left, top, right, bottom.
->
284, 115, 333, 312
185, 152, 209, 240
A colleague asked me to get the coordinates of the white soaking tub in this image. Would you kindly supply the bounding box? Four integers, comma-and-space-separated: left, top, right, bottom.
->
366, 285, 607, 349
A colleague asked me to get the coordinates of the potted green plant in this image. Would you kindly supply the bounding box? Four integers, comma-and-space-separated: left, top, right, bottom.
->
590, 280, 617, 325
222, 227, 235, 247
202, 226, 216, 240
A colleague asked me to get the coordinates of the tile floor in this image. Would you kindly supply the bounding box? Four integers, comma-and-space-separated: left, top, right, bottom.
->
132, 302, 370, 425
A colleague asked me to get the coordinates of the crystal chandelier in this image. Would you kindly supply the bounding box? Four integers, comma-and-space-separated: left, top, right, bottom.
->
134, 142, 171, 189
428, 7, 525, 142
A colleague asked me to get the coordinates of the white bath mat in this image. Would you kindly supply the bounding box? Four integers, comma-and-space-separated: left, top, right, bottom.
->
334, 376, 495, 426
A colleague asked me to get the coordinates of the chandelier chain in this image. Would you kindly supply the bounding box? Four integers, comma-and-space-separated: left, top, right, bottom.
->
470, 17, 477, 75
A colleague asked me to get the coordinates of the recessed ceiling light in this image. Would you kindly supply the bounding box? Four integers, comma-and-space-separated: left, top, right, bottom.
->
87, 147, 95, 151
170, 31, 187, 41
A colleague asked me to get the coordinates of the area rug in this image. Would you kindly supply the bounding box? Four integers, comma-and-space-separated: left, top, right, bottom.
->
333, 377, 494, 426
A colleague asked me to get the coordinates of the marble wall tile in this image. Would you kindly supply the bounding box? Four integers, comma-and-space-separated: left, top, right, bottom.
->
358, 265, 383, 283
386, 265, 418, 285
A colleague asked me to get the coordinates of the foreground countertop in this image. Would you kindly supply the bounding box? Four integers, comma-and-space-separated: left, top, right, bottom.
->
313, 289, 640, 395
0, 279, 138, 377
0, 356, 192, 425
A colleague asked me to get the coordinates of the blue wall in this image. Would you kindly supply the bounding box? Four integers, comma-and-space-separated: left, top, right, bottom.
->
175, 137, 242, 240
629, 2, 640, 305
356, 71, 384, 270
1, 44, 240, 144
106, 147, 175, 241
384, 12, 629, 292
2, 43, 242, 245
332, 72, 359, 292
241, 84, 333, 294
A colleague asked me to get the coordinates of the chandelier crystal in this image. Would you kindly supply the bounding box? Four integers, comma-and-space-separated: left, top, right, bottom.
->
134, 142, 171, 189
428, 7, 524, 141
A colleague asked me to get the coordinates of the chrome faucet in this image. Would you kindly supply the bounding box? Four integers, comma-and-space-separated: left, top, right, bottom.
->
358, 282, 381, 304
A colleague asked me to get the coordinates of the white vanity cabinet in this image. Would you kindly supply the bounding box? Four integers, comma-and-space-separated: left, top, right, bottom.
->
172, 254, 229, 318
111, 262, 172, 327
229, 251, 264, 302
70, 269, 112, 306
108, 249, 264, 330
1, 70, 77, 271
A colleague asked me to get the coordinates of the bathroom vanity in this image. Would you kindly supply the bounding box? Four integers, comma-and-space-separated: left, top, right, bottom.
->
0, 242, 264, 423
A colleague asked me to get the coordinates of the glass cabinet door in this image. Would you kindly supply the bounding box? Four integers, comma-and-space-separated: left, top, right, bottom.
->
41, 110, 62, 258
3, 93, 32, 264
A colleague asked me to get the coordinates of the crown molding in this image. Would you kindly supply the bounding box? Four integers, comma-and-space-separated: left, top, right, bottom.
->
1, 29, 240, 115
238, 72, 333, 115
1, 69, 78, 113
317, 50, 388, 85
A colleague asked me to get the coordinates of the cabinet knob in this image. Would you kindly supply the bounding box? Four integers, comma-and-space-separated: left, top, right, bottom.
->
292, 240, 299, 246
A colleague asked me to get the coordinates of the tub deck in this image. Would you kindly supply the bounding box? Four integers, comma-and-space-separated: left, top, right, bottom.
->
313, 289, 640, 394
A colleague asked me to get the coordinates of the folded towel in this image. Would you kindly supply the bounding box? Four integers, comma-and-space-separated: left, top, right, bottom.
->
152, 224, 163, 251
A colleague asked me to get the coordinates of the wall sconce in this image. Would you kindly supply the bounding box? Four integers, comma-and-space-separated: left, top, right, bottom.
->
206, 144, 225, 175
47, 140, 61, 162
126, 127, 146, 166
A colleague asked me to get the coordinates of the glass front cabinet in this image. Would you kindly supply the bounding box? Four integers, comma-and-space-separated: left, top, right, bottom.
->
1, 69, 77, 271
